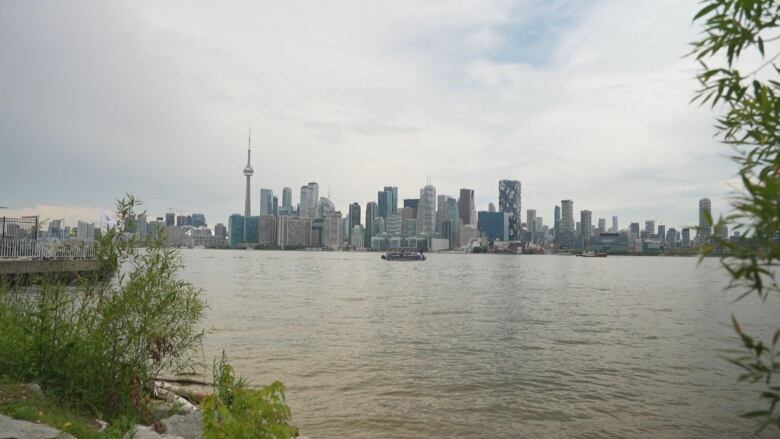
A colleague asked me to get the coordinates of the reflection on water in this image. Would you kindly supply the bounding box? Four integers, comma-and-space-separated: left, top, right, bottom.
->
181, 250, 777, 438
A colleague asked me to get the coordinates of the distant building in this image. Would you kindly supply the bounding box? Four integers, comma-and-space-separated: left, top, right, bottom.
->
458, 188, 476, 226
378, 186, 398, 219
666, 227, 677, 248
478, 211, 509, 243
629, 222, 641, 239
403, 198, 419, 212
527, 209, 537, 242
244, 216, 260, 244
348, 203, 361, 229
350, 225, 365, 249
580, 210, 593, 241
488, 202, 496, 213
499, 180, 521, 241
698, 198, 712, 241
258, 215, 277, 245
260, 189, 274, 215
277, 216, 313, 249
165, 213, 175, 227
282, 187, 292, 209
192, 213, 206, 228
214, 223, 227, 241
272, 196, 279, 216
365, 201, 378, 245
76, 221, 95, 241
417, 184, 437, 236
658, 225, 666, 244
322, 213, 342, 249
611, 216, 618, 233
228, 214, 244, 248
682, 228, 691, 247
299, 182, 319, 219
587, 233, 629, 253
598, 218, 606, 234
386, 212, 402, 235
644, 220, 655, 236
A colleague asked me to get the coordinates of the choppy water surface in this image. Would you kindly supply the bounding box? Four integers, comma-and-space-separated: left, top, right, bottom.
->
180, 250, 779, 438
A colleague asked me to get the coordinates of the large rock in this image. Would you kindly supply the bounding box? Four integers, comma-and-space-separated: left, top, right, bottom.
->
0, 414, 75, 439
161, 411, 202, 439
122, 425, 185, 439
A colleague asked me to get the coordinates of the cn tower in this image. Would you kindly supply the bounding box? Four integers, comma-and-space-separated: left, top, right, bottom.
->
243, 128, 254, 217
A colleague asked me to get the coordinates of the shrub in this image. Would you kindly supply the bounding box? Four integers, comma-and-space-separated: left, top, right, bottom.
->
0, 195, 205, 422
202, 352, 298, 439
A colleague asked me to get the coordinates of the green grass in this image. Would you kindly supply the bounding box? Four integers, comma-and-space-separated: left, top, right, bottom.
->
0, 383, 135, 438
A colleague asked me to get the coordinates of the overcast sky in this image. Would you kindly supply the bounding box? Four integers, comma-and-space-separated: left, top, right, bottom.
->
1, 0, 737, 228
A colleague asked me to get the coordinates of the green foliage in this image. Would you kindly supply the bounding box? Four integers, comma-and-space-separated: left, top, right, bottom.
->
202, 353, 298, 439
0, 195, 205, 424
692, 0, 780, 432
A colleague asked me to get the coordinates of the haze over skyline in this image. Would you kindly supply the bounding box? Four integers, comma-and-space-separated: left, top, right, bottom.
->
1, 0, 735, 227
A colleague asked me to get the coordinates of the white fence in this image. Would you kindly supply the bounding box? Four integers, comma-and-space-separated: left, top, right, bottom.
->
0, 239, 97, 260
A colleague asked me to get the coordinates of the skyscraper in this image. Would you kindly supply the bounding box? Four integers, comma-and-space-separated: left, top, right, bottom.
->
580, 210, 592, 240
611, 216, 618, 233
645, 220, 655, 236
527, 209, 537, 241
260, 189, 273, 215
243, 130, 254, 217
282, 187, 292, 209
598, 218, 606, 234
630, 222, 640, 239
554, 205, 561, 244
560, 200, 574, 247
348, 203, 361, 229
299, 183, 320, 219
378, 186, 398, 219
417, 184, 437, 236
698, 198, 712, 241
165, 212, 175, 227
498, 180, 521, 241
458, 188, 476, 226
658, 225, 666, 243
365, 201, 378, 245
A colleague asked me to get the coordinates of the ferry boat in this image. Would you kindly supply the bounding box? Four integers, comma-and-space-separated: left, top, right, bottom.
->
381, 248, 426, 261
576, 250, 608, 258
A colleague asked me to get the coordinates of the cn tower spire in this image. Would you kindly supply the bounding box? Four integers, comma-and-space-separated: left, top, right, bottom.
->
243, 127, 254, 217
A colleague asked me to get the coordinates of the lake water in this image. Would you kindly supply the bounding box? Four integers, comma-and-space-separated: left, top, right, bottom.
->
180, 250, 779, 438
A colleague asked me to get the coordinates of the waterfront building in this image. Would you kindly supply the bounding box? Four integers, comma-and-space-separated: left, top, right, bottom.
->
350, 225, 364, 249
698, 198, 712, 241
136, 214, 147, 239
658, 225, 666, 243
554, 205, 561, 238
478, 211, 509, 243
260, 188, 274, 215
165, 225, 184, 247
322, 212, 342, 249
365, 201, 378, 245
417, 184, 437, 236
458, 189, 476, 226
598, 218, 606, 234
682, 228, 691, 247
611, 216, 618, 233
258, 215, 277, 245
527, 209, 537, 242
499, 180, 521, 241
580, 210, 593, 242
214, 223, 227, 240
228, 214, 244, 248
586, 233, 629, 253
340, 218, 350, 245
165, 213, 175, 227
629, 223, 640, 239
244, 216, 260, 244
272, 196, 278, 216
534, 217, 544, 243
666, 228, 677, 248
276, 216, 313, 249
243, 130, 253, 217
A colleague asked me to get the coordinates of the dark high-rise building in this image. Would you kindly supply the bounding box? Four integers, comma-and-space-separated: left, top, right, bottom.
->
365, 201, 378, 246
214, 223, 227, 240
629, 222, 641, 239
228, 214, 245, 248
165, 213, 175, 227
478, 211, 509, 243
349, 203, 361, 229
403, 198, 419, 210
498, 179, 521, 241
580, 210, 592, 241
377, 186, 398, 219
272, 196, 279, 216
458, 188, 476, 226
282, 187, 292, 209
554, 205, 561, 243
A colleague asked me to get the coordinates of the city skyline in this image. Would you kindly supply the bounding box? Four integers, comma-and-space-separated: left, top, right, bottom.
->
0, 1, 735, 227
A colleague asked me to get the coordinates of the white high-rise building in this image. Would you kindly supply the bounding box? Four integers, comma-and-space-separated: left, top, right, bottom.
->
598, 218, 606, 234
417, 184, 437, 236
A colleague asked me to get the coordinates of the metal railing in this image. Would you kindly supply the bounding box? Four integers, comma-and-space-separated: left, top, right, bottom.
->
0, 239, 97, 260
1, 216, 39, 240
